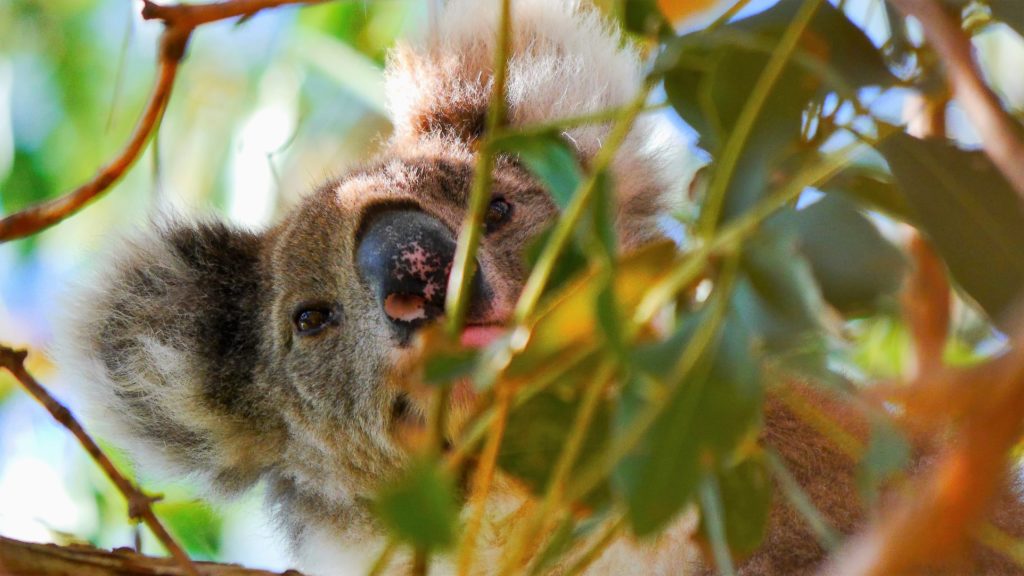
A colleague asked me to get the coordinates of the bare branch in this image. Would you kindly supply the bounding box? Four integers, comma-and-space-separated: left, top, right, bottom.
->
0, 535, 298, 576
888, 0, 1024, 199
0, 47, 181, 242
0, 345, 198, 576
0, 0, 323, 243
823, 329, 1024, 575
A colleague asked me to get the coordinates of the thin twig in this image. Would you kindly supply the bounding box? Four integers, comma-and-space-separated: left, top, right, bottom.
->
888, 0, 1024, 199
697, 0, 823, 237
0, 345, 197, 576
0, 49, 181, 241
456, 385, 512, 576
0, 0, 322, 243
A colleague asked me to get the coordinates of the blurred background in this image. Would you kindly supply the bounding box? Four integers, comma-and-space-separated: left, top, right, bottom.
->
0, 0, 1021, 571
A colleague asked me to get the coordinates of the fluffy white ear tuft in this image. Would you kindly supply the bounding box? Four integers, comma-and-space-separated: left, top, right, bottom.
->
384, 0, 692, 248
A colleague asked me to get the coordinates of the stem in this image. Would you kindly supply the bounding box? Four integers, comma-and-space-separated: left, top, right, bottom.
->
456, 385, 512, 575
697, 0, 823, 237
445, 0, 513, 335
764, 449, 842, 550
499, 360, 616, 574
699, 473, 737, 576
0, 346, 197, 576
563, 515, 627, 576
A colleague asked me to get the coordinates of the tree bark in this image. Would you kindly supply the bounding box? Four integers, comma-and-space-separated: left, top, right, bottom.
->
0, 536, 302, 576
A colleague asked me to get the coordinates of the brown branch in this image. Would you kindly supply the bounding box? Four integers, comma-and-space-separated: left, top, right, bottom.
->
822, 329, 1024, 575
140, 0, 326, 29
0, 345, 198, 576
902, 92, 951, 381
0, 0, 323, 243
0, 535, 301, 576
0, 46, 181, 242
887, 0, 1024, 199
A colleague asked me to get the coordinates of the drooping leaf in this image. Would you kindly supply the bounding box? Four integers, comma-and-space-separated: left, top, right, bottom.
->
820, 164, 912, 220
617, 311, 761, 536
791, 194, 907, 316
498, 363, 612, 508
878, 133, 1024, 323
697, 456, 773, 559
857, 415, 911, 504
493, 132, 583, 211
734, 224, 827, 372
663, 0, 897, 224
372, 459, 459, 551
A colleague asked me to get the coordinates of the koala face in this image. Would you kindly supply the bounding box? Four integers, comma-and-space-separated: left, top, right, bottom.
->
64, 0, 688, 560
258, 142, 558, 497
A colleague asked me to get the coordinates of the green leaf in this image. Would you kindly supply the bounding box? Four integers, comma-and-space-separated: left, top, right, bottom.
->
156, 499, 223, 559
372, 459, 459, 551
623, 0, 673, 38
498, 365, 612, 508
792, 194, 907, 315
493, 132, 583, 211
663, 0, 896, 224
698, 456, 772, 560
857, 416, 911, 504
617, 312, 761, 536
507, 242, 678, 380
424, 348, 479, 385
820, 164, 912, 220
878, 133, 1024, 323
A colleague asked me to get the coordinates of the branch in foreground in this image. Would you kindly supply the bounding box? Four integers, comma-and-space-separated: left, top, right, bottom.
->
0, 346, 197, 576
888, 0, 1024, 199
0, 0, 322, 243
823, 326, 1024, 576
0, 535, 298, 576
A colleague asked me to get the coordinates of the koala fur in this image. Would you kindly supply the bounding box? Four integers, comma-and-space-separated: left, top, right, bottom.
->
59, 1, 1024, 575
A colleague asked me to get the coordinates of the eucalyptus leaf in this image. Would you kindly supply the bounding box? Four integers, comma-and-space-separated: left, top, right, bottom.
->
792, 194, 907, 316
697, 456, 772, 559
372, 459, 459, 551
664, 0, 896, 225
879, 133, 1024, 323
617, 311, 761, 536
493, 132, 583, 211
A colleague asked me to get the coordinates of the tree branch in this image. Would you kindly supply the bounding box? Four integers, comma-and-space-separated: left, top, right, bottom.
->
0, 0, 322, 243
888, 0, 1024, 199
823, 326, 1024, 575
0, 345, 197, 576
0, 535, 299, 576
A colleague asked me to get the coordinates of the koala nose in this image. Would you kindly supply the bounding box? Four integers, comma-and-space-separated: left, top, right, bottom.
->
357, 209, 484, 335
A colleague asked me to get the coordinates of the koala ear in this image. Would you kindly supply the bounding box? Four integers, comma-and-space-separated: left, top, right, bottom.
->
59, 218, 286, 496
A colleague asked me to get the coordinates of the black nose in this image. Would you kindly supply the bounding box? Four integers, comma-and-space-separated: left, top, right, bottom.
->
357, 209, 484, 337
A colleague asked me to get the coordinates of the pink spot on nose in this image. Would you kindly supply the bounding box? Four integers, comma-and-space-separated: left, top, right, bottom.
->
384, 294, 428, 323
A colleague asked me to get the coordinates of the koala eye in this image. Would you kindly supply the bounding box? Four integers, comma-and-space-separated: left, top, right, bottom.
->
292, 303, 340, 337
484, 197, 513, 233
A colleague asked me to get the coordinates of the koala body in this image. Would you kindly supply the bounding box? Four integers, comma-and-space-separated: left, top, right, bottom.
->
62, 1, 698, 574
60, 0, 1024, 574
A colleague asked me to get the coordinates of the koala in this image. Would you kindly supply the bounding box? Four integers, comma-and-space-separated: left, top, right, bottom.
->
60, 1, 1024, 575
